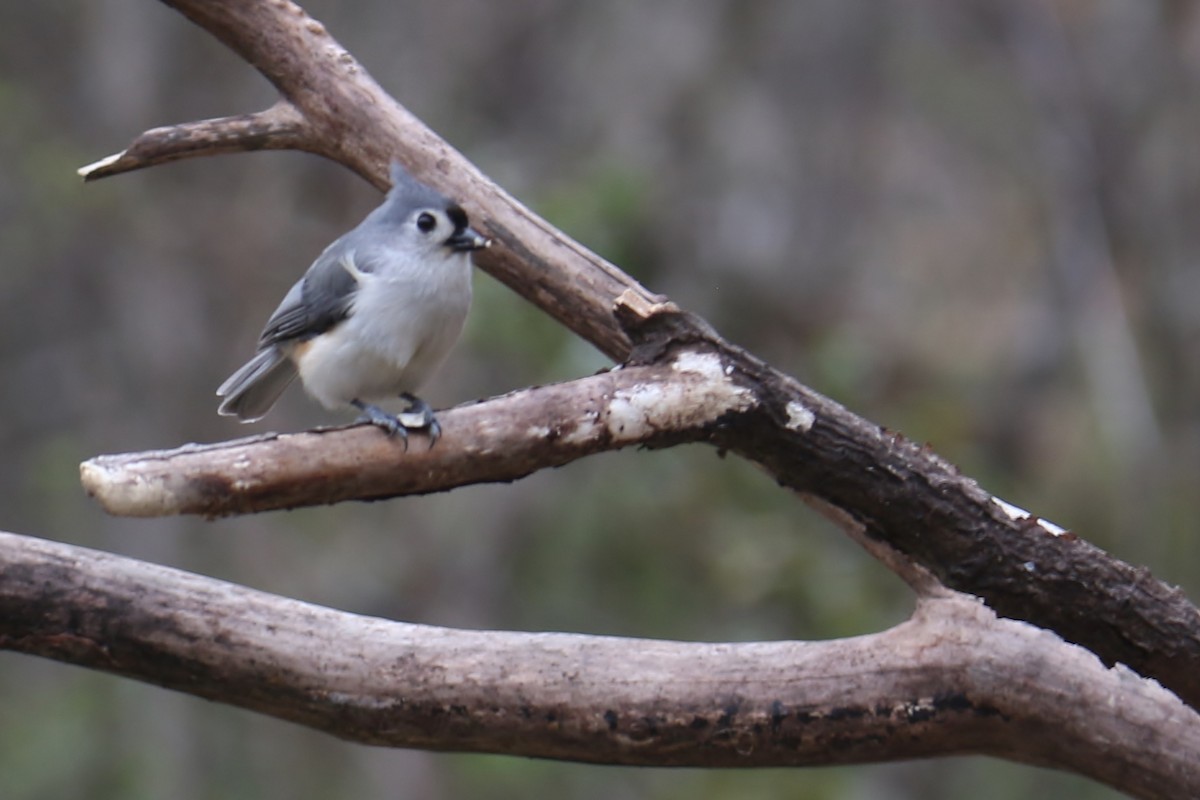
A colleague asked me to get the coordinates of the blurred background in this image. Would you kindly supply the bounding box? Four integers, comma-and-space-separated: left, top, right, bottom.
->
2, 1, 1197, 797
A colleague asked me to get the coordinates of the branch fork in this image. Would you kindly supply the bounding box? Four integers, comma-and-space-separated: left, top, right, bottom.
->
0, 0, 1194, 795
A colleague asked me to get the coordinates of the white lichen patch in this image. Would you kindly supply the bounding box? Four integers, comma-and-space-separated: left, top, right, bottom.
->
557, 351, 755, 447
992, 496, 1067, 536
606, 384, 668, 439
670, 350, 728, 381
603, 351, 755, 443
785, 400, 815, 432
558, 407, 603, 447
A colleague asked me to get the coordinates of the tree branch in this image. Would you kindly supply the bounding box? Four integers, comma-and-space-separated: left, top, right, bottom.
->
54, 1, 1200, 792
78, 101, 308, 181
71, 0, 1200, 722
82, 308, 1200, 719
1, 531, 1196, 798
80, 356, 746, 517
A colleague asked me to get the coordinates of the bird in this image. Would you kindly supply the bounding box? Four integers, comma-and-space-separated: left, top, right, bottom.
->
216, 161, 489, 447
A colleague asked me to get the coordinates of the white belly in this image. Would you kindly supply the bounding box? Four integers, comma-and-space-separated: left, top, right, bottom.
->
293, 254, 471, 409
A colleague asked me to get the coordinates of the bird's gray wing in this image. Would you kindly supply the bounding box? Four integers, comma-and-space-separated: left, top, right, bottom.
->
217, 236, 383, 421
258, 241, 369, 346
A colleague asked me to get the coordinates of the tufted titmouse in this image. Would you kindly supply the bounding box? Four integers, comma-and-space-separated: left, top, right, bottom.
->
217, 162, 489, 446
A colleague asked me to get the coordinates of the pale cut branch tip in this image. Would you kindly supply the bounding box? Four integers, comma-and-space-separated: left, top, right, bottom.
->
78, 152, 126, 180
613, 287, 678, 321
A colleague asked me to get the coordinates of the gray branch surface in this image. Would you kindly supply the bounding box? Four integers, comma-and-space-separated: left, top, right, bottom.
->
0, 0, 1190, 795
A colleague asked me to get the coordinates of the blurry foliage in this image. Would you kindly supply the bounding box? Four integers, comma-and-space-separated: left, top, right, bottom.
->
537, 164, 655, 275
2, 0, 1197, 798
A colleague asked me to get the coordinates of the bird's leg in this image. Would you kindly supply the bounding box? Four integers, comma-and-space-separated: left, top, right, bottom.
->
398, 392, 441, 447
351, 399, 409, 450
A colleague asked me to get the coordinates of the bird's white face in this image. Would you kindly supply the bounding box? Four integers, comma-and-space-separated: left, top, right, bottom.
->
399, 205, 478, 262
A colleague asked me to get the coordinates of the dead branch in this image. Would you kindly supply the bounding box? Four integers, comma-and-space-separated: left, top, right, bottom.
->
21, 0, 1194, 792
78, 101, 307, 180
1, 530, 1196, 798
82, 287, 1200, 719
80, 357, 746, 517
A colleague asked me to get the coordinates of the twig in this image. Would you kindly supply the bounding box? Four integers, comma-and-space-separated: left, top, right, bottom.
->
78, 102, 307, 181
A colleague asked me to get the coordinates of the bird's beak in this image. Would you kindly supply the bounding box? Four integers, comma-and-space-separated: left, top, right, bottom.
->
446, 226, 490, 252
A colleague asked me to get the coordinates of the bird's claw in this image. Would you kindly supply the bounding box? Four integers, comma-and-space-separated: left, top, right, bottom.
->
399, 393, 441, 448
352, 400, 409, 449
351, 396, 440, 450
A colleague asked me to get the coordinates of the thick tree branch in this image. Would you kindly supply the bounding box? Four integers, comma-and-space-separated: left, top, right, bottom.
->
72, 0, 1200, 721
1, 531, 1196, 798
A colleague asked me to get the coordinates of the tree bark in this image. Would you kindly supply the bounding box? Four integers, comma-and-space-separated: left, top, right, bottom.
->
80, 355, 741, 517
0, 0, 1183, 796
2, 531, 1196, 798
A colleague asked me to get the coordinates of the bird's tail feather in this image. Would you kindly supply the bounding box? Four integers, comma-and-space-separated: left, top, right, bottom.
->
216, 348, 297, 422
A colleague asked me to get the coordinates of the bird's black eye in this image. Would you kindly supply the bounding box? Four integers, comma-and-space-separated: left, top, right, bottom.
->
416, 212, 437, 233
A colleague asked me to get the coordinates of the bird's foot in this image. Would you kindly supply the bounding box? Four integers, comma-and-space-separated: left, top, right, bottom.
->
398, 393, 441, 448
350, 396, 441, 450
351, 399, 410, 450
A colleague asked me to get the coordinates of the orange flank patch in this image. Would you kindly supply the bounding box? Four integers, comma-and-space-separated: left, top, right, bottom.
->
287, 339, 314, 360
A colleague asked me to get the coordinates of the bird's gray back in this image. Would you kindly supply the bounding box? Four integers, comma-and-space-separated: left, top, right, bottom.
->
257, 237, 360, 347
255, 163, 462, 349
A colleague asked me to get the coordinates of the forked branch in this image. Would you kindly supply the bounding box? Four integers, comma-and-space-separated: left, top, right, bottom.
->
0, 0, 1189, 795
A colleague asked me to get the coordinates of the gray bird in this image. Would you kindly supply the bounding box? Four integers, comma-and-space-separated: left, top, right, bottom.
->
217, 162, 488, 446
